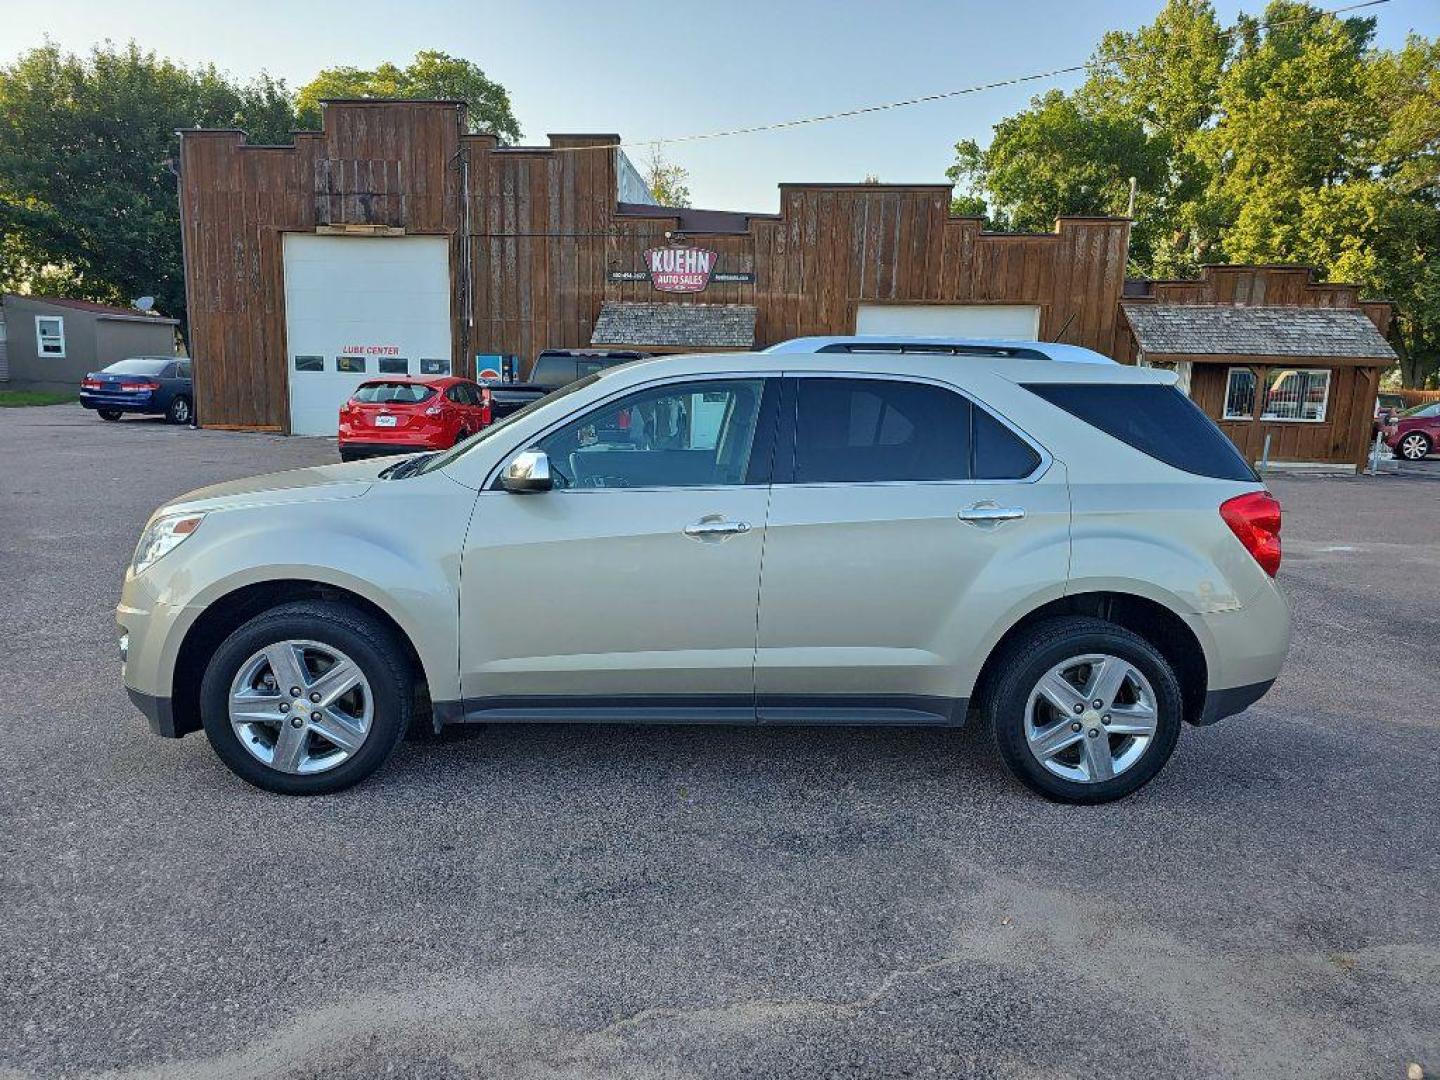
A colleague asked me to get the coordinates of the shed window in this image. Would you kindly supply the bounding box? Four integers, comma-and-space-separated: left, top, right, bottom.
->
1261, 368, 1330, 423
1223, 368, 1256, 420
36, 316, 65, 358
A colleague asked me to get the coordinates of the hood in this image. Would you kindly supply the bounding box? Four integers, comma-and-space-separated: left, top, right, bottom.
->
159, 458, 397, 516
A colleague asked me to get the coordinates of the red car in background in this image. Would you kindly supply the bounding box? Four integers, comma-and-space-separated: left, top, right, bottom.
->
338, 376, 492, 461
1380, 401, 1440, 461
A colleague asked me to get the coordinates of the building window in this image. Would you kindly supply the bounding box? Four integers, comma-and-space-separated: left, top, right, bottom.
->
378, 357, 408, 375
419, 358, 450, 375
336, 356, 366, 374
1223, 368, 1255, 420
1261, 368, 1330, 423
36, 315, 65, 358
294, 355, 324, 372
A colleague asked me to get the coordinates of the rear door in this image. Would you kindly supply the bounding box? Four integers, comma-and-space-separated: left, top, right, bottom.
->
754, 374, 1070, 722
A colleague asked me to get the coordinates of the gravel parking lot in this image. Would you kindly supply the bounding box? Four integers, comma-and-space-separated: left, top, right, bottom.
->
1, 404, 1436, 1080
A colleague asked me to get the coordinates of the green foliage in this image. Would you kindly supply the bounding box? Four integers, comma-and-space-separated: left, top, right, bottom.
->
645, 145, 692, 208
295, 51, 521, 141
0, 41, 298, 331
951, 0, 1440, 385
0, 389, 77, 407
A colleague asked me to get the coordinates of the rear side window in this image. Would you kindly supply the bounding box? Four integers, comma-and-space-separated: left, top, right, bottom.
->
793, 379, 972, 483
353, 382, 435, 404
1025, 383, 1257, 482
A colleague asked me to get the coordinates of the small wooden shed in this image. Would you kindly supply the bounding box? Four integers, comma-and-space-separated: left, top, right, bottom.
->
1120, 267, 1397, 470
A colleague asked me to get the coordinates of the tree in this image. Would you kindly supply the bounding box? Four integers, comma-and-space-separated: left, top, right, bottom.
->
949, 1, 1440, 386
645, 145, 692, 208
296, 51, 521, 141
0, 41, 297, 331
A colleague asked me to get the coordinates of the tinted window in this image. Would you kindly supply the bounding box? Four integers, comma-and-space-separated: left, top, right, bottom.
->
177, 362, 192, 380
792, 379, 974, 483
1025, 383, 1257, 482
973, 408, 1042, 479
532, 356, 578, 388
294, 356, 324, 373
336, 356, 366, 374
537, 379, 768, 489
104, 358, 169, 376
353, 382, 435, 404
379, 357, 408, 375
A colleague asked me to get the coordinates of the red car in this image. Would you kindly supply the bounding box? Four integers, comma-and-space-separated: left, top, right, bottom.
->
1381, 401, 1440, 461
337, 376, 492, 461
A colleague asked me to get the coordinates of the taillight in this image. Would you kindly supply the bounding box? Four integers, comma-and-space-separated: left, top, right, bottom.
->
81, 378, 103, 389
424, 404, 443, 417
480, 387, 493, 406
122, 380, 159, 391
1220, 491, 1282, 577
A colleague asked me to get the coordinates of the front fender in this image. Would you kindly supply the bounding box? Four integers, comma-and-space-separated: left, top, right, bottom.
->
129, 473, 473, 703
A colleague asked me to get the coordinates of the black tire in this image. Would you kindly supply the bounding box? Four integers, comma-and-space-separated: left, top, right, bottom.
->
97, 409, 122, 421
339, 448, 359, 462
166, 395, 193, 425
199, 601, 414, 794
984, 616, 1183, 804
1395, 432, 1431, 461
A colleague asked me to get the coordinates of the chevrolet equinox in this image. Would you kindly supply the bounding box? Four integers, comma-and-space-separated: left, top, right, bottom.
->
118, 348, 1290, 802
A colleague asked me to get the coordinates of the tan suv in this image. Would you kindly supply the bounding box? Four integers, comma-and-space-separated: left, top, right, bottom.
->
118, 349, 1291, 802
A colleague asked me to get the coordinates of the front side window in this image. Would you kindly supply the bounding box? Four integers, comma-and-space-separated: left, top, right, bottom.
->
537, 379, 768, 489
36, 316, 65, 357
1261, 368, 1330, 422
790, 378, 1036, 483
1224, 367, 1256, 420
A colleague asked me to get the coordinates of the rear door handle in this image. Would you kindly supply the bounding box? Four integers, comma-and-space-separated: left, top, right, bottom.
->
958, 503, 1026, 526
684, 519, 751, 540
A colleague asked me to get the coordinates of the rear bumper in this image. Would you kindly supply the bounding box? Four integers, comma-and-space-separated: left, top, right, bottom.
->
338, 441, 439, 457
80, 391, 161, 413
1195, 679, 1276, 726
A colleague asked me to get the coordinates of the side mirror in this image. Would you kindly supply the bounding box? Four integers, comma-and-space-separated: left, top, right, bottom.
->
501, 448, 553, 493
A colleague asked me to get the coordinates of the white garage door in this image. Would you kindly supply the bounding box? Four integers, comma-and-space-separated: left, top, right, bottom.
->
855, 303, 1040, 340
283, 234, 453, 436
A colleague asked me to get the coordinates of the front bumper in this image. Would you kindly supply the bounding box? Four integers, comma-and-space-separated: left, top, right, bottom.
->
126, 687, 181, 737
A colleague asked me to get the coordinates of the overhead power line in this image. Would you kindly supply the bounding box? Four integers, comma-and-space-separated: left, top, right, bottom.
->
537, 0, 1390, 154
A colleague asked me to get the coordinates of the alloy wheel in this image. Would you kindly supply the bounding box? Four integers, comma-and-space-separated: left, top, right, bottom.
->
1400, 434, 1428, 460
1023, 653, 1159, 784
228, 639, 373, 775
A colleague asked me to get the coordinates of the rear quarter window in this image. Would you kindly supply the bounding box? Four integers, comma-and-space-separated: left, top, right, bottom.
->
1024, 383, 1258, 482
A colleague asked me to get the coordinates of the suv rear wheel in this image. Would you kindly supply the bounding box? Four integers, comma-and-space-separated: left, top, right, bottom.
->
199, 601, 413, 794
985, 616, 1183, 804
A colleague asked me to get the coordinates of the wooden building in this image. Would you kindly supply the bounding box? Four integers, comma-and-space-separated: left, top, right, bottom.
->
177, 99, 1395, 466
1119, 267, 1397, 469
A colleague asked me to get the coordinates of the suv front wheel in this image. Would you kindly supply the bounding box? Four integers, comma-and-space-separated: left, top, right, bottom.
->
199, 601, 413, 794
985, 616, 1183, 804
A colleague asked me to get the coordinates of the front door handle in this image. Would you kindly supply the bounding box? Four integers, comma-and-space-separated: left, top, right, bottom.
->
684, 518, 752, 540
958, 503, 1026, 526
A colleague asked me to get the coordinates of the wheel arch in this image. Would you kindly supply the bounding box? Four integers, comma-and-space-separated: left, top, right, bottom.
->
169, 579, 430, 738
969, 591, 1209, 727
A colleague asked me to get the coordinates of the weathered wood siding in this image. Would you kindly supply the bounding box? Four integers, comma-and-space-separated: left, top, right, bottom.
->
179, 101, 1133, 430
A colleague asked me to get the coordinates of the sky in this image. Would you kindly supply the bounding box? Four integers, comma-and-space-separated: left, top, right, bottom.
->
3, 0, 1437, 211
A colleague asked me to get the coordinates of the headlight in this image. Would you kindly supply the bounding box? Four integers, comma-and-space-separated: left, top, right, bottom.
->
131, 512, 206, 575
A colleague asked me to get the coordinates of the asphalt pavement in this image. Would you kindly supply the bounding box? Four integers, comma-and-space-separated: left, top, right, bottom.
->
1, 404, 1436, 1079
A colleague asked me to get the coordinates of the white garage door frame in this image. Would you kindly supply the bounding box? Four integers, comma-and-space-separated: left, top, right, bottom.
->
282, 233, 455, 437
854, 302, 1042, 340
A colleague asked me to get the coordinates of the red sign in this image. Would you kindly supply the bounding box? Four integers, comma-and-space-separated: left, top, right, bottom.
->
644, 245, 717, 293
477, 368, 501, 382
341, 345, 401, 355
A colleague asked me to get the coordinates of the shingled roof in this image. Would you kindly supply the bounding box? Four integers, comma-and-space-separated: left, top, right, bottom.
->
591, 302, 757, 349
1122, 303, 1396, 361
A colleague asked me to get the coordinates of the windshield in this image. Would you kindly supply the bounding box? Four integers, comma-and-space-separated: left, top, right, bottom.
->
354, 382, 435, 404
415, 373, 602, 475
1399, 401, 1440, 419
103, 358, 170, 375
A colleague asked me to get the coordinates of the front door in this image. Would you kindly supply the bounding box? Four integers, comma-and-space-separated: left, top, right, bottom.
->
755, 375, 1070, 722
459, 376, 779, 718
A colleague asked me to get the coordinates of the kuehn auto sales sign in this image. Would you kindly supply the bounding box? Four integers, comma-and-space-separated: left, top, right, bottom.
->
645, 246, 716, 293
